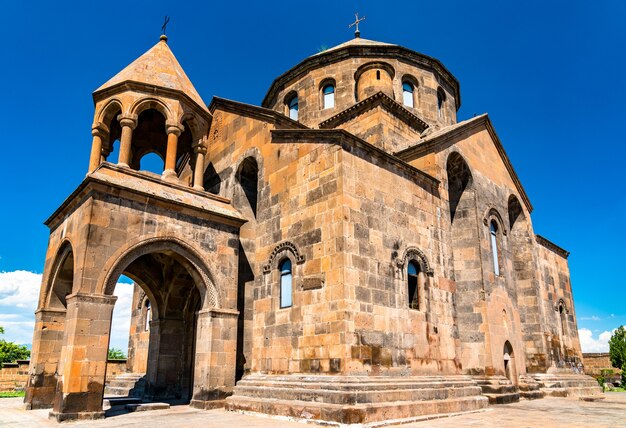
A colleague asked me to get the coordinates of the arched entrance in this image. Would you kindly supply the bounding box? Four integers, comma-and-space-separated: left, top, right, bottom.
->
102, 240, 213, 403
503, 341, 517, 383
36, 237, 239, 421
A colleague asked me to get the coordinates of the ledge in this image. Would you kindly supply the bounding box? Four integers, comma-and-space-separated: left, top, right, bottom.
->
536, 234, 570, 258
45, 163, 246, 230
271, 128, 439, 191
209, 97, 308, 130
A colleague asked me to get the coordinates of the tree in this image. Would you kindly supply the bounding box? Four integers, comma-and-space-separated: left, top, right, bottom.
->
609, 326, 626, 370
0, 325, 30, 365
108, 348, 126, 360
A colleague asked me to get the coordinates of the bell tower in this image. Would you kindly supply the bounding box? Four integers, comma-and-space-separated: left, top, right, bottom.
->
89, 34, 211, 188
24, 36, 245, 421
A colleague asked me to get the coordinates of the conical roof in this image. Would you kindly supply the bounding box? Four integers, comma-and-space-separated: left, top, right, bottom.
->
95, 37, 207, 110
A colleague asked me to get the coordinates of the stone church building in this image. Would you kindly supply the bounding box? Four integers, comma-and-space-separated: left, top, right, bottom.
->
24, 32, 600, 424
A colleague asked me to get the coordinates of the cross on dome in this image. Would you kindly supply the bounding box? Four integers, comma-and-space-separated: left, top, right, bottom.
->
348, 13, 366, 38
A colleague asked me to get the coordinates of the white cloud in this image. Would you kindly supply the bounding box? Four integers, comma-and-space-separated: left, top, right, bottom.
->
0, 270, 42, 309
0, 271, 42, 345
580, 316, 601, 321
0, 270, 136, 353
109, 282, 135, 352
578, 328, 614, 353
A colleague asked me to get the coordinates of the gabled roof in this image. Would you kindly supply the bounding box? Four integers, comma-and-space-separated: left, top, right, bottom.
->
395, 114, 533, 213
94, 37, 207, 110
319, 91, 429, 133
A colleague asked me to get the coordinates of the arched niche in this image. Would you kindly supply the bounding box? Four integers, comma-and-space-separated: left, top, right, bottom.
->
446, 152, 473, 223
354, 61, 395, 101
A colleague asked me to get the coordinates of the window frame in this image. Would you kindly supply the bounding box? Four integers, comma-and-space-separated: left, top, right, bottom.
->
402, 82, 414, 108
490, 220, 501, 276
407, 260, 420, 310
322, 84, 335, 110
279, 258, 293, 309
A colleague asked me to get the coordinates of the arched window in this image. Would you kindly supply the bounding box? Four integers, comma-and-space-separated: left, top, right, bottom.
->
490, 220, 500, 276
145, 300, 151, 332
407, 261, 419, 310
437, 88, 446, 119
376, 70, 381, 80
288, 95, 299, 121
279, 258, 292, 308
402, 82, 414, 108
322, 84, 335, 109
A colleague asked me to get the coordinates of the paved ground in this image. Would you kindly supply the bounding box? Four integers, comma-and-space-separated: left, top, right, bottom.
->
1, 394, 625, 427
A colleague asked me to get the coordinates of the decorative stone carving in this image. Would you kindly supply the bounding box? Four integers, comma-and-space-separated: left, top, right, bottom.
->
263, 241, 305, 274
395, 246, 434, 276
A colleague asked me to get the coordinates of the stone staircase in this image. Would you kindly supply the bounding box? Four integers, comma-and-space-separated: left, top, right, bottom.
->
226, 374, 489, 426
104, 373, 147, 398
531, 372, 603, 398
473, 376, 519, 404
517, 375, 545, 400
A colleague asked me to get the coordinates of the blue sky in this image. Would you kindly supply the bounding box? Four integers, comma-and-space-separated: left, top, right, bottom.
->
0, 1, 624, 352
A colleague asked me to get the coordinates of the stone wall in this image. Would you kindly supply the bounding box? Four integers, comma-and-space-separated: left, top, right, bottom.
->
535, 237, 581, 367
0, 360, 29, 392
1, 359, 128, 392
582, 353, 622, 377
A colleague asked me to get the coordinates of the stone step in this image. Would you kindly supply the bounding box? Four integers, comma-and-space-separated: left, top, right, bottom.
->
103, 397, 143, 407
232, 384, 483, 405
126, 402, 170, 412
235, 375, 479, 392
542, 386, 603, 398
483, 392, 520, 404
531, 373, 602, 395
519, 390, 544, 400
103, 386, 133, 396
109, 379, 139, 388
226, 395, 489, 425
478, 384, 518, 394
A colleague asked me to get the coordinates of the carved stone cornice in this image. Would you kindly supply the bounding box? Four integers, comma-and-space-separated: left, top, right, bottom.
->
536, 234, 570, 258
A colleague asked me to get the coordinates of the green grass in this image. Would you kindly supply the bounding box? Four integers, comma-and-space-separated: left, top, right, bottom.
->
0, 390, 25, 398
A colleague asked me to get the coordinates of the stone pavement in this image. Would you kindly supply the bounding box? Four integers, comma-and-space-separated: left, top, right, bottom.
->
1, 394, 625, 427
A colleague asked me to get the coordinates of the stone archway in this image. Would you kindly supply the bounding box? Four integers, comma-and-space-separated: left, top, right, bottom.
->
99, 238, 225, 405
42, 238, 238, 421
24, 241, 75, 410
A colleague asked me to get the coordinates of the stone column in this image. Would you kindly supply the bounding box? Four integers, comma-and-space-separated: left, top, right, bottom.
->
190, 308, 239, 410
49, 293, 117, 422
192, 140, 207, 190
162, 123, 183, 181
87, 123, 108, 174
24, 308, 67, 410
117, 115, 137, 167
